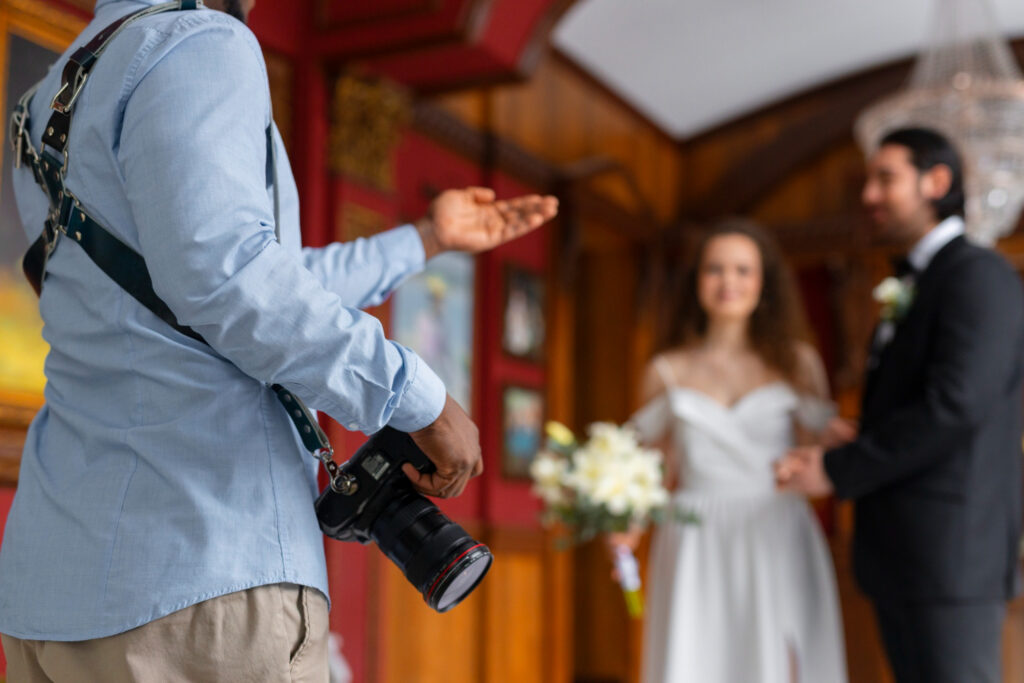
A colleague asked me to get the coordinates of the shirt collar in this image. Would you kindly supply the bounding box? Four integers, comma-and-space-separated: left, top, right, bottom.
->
907, 215, 965, 272
95, 0, 165, 11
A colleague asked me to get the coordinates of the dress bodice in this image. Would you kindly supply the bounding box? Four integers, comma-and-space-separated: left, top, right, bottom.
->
632, 382, 829, 495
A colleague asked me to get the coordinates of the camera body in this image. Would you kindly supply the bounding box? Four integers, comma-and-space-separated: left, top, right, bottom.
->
315, 427, 492, 612
316, 427, 430, 543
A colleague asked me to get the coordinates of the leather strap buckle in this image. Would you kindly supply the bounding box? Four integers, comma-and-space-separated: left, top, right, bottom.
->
50, 62, 88, 115
10, 106, 35, 169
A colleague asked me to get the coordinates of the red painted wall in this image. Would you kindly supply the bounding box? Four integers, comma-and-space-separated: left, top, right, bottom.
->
0, 487, 16, 673
320, 129, 551, 681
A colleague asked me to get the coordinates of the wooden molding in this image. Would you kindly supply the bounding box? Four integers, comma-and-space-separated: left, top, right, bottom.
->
685, 68, 907, 219
412, 100, 558, 189
411, 99, 663, 249
550, 48, 678, 149
314, 0, 484, 59
682, 37, 1024, 220
4, 0, 88, 45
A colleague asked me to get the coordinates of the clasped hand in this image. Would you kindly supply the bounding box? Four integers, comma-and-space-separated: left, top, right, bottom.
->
774, 417, 857, 497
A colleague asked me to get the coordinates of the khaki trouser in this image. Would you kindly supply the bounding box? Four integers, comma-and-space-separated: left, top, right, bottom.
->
1, 583, 329, 683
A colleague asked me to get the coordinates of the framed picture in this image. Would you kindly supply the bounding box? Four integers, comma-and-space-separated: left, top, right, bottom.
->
501, 264, 545, 362
391, 252, 474, 413
501, 385, 544, 479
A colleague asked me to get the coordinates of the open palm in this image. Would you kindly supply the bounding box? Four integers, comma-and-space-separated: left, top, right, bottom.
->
418, 187, 559, 258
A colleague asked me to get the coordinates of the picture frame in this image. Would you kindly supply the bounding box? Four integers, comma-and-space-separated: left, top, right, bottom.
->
391, 251, 475, 413
501, 264, 545, 363
500, 384, 544, 480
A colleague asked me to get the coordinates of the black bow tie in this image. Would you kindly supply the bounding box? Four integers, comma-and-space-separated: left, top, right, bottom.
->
891, 256, 918, 279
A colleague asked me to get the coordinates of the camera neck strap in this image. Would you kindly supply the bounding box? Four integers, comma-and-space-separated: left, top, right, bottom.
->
12, 0, 342, 484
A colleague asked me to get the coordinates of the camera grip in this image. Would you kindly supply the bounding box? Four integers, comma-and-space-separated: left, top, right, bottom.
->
372, 426, 436, 473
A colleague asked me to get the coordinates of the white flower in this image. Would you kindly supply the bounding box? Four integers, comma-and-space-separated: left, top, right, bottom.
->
529, 452, 569, 505
872, 276, 901, 302
529, 421, 679, 538
587, 421, 639, 458
872, 276, 915, 321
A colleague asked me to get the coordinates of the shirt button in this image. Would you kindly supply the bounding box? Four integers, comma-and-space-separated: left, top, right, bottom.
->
347, 423, 358, 431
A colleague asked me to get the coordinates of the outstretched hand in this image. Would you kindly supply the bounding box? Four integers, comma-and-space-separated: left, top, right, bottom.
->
416, 187, 559, 260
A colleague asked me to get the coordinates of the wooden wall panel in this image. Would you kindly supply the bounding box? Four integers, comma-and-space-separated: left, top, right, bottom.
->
377, 554, 485, 683
571, 226, 644, 683
432, 53, 683, 224
372, 526, 573, 683
483, 538, 546, 682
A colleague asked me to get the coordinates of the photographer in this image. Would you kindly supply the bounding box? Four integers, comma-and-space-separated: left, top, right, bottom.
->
0, 0, 556, 680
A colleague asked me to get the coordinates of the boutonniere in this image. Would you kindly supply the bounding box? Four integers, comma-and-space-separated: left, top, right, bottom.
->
873, 276, 915, 322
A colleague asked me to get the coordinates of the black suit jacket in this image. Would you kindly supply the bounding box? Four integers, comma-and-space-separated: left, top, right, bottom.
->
825, 235, 1024, 603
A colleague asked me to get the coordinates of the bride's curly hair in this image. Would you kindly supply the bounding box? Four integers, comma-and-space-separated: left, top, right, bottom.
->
662, 218, 810, 383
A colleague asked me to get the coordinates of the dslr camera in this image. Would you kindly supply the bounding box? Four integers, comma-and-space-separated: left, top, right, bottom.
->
315, 427, 493, 612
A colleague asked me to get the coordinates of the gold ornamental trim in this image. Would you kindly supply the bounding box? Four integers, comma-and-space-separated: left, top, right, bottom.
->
329, 73, 411, 191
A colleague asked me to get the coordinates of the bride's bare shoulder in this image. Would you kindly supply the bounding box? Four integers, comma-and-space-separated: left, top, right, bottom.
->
641, 347, 693, 401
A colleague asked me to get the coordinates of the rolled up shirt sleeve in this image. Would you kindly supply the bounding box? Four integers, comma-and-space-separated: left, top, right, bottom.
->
118, 21, 444, 433
301, 224, 426, 310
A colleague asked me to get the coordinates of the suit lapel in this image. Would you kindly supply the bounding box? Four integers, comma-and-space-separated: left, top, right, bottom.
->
862, 235, 969, 409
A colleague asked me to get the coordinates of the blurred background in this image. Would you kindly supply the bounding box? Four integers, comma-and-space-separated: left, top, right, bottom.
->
1, 0, 1023, 681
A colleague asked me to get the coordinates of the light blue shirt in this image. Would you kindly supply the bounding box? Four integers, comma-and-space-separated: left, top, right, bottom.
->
0, 0, 446, 640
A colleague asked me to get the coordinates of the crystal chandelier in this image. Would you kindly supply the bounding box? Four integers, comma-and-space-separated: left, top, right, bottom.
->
855, 0, 1024, 245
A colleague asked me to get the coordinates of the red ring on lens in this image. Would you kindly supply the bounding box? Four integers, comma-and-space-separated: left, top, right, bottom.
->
425, 542, 487, 602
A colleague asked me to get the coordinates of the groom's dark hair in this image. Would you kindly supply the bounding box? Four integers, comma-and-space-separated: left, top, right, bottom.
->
880, 127, 965, 221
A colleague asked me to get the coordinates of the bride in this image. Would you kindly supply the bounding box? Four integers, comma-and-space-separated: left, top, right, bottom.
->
619, 219, 848, 683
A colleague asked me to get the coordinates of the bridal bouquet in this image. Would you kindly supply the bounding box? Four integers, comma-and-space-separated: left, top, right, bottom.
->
529, 420, 694, 617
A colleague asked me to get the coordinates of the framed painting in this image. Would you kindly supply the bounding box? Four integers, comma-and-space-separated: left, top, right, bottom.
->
501, 264, 545, 363
391, 251, 475, 413
500, 384, 543, 480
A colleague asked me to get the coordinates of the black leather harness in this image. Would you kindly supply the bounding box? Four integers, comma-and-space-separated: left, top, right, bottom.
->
10, 0, 346, 487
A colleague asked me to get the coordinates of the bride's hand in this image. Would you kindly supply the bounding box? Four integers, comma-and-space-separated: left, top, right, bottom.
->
605, 530, 644, 554
604, 529, 644, 580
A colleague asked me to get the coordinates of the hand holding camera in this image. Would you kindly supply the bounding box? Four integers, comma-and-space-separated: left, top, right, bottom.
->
406, 393, 483, 498
315, 422, 492, 612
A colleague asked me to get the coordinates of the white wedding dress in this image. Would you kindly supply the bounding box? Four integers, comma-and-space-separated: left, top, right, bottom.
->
632, 379, 848, 683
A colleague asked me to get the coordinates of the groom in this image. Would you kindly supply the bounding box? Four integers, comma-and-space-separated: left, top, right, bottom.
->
776, 127, 1024, 683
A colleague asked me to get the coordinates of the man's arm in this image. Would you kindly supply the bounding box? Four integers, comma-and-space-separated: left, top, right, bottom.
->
300, 186, 558, 310
824, 252, 1024, 499
300, 226, 427, 310
119, 22, 443, 435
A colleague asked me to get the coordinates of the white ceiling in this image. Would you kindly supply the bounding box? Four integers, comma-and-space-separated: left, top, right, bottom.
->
552, 0, 1024, 140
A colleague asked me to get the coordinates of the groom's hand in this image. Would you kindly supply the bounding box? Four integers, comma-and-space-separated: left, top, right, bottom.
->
821, 417, 857, 449
415, 187, 559, 260
775, 446, 834, 497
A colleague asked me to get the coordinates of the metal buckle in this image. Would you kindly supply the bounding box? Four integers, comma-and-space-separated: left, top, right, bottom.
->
43, 214, 65, 257
50, 69, 88, 115
314, 447, 349, 492
10, 107, 29, 169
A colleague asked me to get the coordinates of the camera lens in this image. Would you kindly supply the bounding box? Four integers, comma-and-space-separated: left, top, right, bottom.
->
371, 490, 493, 612
426, 540, 492, 612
